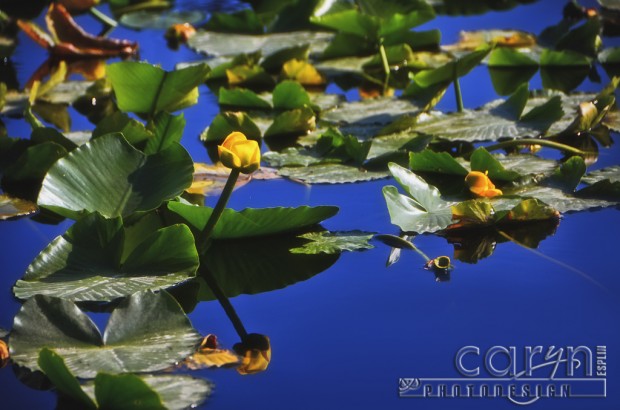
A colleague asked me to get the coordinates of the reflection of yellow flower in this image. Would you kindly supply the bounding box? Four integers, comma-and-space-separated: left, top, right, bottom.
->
234, 334, 271, 375
465, 171, 502, 198
0, 340, 9, 368
218, 132, 261, 174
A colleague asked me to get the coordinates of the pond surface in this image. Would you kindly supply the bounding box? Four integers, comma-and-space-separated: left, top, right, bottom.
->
1, 1, 619, 409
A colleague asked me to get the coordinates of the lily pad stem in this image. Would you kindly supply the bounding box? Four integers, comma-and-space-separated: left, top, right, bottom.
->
379, 41, 390, 93
197, 169, 240, 253
89, 7, 118, 37
485, 139, 591, 156
201, 264, 248, 340
453, 68, 464, 113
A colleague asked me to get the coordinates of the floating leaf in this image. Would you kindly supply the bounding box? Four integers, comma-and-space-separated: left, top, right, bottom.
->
548, 156, 586, 192
10, 291, 201, 378
120, 10, 204, 30
13, 212, 198, 301
383, 162, 455, 233
289, 231, 374, 254
277, 163, 388, 184
38, 133, 193, 219
272, 80, 314, 111
38, 349, 96, 409
282, 59, 325, 85
264, 106, 316, 138
201, 112, 262, 144
144, 112, 186, 155
513, 185, 617, 212
188, 31, 332, 58
0, 194, 38, 220
409, 149, 468, 176
107, 62, 210, 116
218, 87, 271, 110
92, 111, 154, 147
470, 147, 521, 182
167, 202, 338, 240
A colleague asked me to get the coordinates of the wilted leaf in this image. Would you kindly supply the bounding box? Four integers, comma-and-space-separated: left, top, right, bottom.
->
187, 163, 253, 196
0, 194, 38, 220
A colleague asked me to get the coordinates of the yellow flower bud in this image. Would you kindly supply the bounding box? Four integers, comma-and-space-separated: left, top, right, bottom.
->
0, 339, 9, 368
465, 171, 502, 198
217, 132, 261, 174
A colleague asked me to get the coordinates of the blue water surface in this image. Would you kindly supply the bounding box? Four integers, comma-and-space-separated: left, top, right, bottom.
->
1, 1, 619, 409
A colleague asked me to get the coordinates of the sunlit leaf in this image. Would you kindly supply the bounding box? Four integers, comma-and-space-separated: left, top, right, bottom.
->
218, 87, 271, 110
144, 112, 186, 155
107, 62, 210, 116
9, 291, 200, 378
13, 212, 199, 301
547, 156, 586, 192
38, 349, 96, 409
513, 185, 618, 212
277, 163, 388, 184
272, 80, 315, 111
200, 112, 262, 144
470, 147, 521, 182
409, 149, 468, 175
289, 231, 374, 254
92, 111, 154, 147
264, 106, 316, 138
167, 202, 338, 240
282, 59, 326, 85
38, 133, 193, 219
383, 162, 455, 233
120, 10, 204, 29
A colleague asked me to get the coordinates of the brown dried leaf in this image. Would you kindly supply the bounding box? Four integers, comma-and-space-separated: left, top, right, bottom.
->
183, 335, 240, 369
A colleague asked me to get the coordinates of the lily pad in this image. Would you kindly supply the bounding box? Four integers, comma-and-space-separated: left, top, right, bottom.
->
13, 212, 198, 301
38, 133, 193, 219
120, 10, 205, 30
167, 202, 339, 240
277, 163, 389, 184
9, 290, 201, 378
383, 162, 455, 233
107, 62, 210, 116
289, 231, 374, 254
513, 185, 618, 213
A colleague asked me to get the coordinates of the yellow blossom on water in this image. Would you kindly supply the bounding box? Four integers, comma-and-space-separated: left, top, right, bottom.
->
218, 132, 261, 174
234, 334, 271, 375
465, 170, 502, 198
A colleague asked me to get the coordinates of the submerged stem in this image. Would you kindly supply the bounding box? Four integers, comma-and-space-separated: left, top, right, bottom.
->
453, 75, 464, 113
484, 139, 591, 156
197, 169, 240, 253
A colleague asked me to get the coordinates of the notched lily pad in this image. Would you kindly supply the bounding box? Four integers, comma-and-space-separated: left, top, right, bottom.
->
9, 290, 201, 378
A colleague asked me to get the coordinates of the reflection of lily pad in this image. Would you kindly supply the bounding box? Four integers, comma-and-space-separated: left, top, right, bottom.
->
10, 291, 201, 378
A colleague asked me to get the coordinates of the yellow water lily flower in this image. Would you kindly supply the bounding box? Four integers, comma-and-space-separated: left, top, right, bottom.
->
0, 339, 9, 368
218, 132, 260, 174
465, 170, 502, 198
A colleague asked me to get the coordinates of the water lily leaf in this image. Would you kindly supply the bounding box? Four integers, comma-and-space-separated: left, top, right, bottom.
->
120, 10, 204, 29
201, 112, 262, 144
513, 185, 617, 212
501, 198, 560, 222
449, 198, 559, 229
547, 156, 586, 192
93, 373, 166, 409
188, 30, 332, 58
582, 165, 620, 184
38, 349, 96, 408
539, 49, 592, 67
92, 111, 154, 147
289, 231, 374, 254
281, 59, 325, 85
263, 147, 325, 167
9, 290, 201, 378
2, 141, 67, 186
412, 94, 563, 142
187, 163, 257, 196
277, 163, 388, 184
409, 149, 468, 175
218, 87, 272, 110
107, 62, 210, 116
13, 212, 199, 301
0, 194, 38, 220
144, 112, 186, 155
264, 106, 316, 138
167, 202, 338, 240
470, 147, 521, 182
272, 80, 314, 111
204, 9, 263, 34
383, 162, 455, 233
38, 133, 193, 219
226, 64, 274, 87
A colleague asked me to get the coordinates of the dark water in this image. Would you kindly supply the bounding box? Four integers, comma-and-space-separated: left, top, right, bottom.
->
1, 1, 619, 409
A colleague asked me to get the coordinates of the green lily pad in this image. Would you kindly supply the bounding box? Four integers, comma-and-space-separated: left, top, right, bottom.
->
0, 194, 38, 220
167, 202, 338, 240
92, 111, 154, 147
188, 30, 333, 58
272, 80, 315, 111
513, 185, 617, 213
10, 290, 201, 378
277, 163, 389, 184
120, 10, 205, 29
547, 156, 586, 192
218, 87, 272, 110
38, 133, 193, 219
200, 112, 262, 144
263, 147, 325, 167
38, 349, 95, 408
13, 212, 198, 301
107, 62, 210, 116
409, 149, 469, 176
470, 147, 521, 182
383, 162, 455, 233
582, 165, 620, 184
289, 231, 374, 254
264, 106, 316, 138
